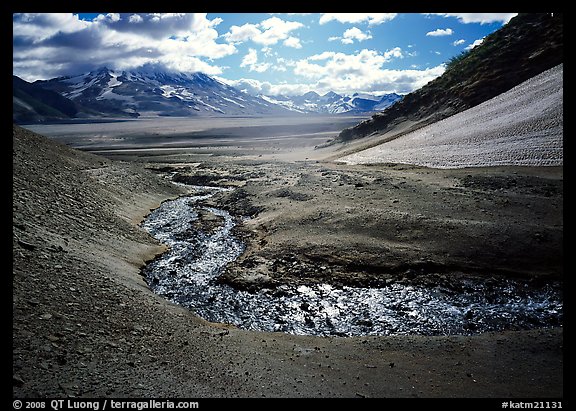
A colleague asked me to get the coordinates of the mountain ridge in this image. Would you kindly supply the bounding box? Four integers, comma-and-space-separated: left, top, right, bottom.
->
13, 66, 402, 123
260, 90, 402, 114
336, 13, 563, 143
13, 76, 80, 123
29, 66, 291, 119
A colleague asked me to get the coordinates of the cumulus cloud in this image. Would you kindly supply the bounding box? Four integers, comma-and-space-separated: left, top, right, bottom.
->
221, 44, 443, 97
319, 13, 397, 26
453, 39, 465, 46
219, 77, 313, 96
466, 38, 485, 50
12, 13, 236, 81
13, 13, 90, 42
223, 23, 261, 43
223, 16, 303, 47
288, 48, 440, 95
128, 14, 143, 24
426, 28, 453, 37
341, 27, 372, 44
283, 36, 302, 48
240, 48, 270, 73
426, 13, 517, 24
229, 64, 444, 97
218, 44, 441, 97
219, 77, 272, 95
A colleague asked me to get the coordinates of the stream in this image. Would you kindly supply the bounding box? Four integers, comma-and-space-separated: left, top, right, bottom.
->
141, 188, 563, 337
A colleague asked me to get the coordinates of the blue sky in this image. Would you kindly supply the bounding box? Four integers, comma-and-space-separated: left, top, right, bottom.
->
13, 13, 516, 96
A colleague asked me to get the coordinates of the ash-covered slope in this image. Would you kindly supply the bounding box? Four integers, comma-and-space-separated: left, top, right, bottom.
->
12, 125, 194, 396
337, 13, 563, 143
340, 64, 563, 168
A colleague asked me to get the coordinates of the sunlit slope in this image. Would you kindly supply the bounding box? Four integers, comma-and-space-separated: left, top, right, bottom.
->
337, 13, 563, 144
340, 64, 562, 169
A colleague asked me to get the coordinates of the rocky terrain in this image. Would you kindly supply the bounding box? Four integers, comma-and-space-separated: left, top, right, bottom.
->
13, 124, 563, 398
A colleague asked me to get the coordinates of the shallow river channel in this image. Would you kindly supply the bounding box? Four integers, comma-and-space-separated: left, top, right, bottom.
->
141, 188, 562, 337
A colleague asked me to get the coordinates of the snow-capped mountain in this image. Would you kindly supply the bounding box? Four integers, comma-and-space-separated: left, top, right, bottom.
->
259, 91, 402, 114
18, 66, 403, 121
34, 66, 292, 118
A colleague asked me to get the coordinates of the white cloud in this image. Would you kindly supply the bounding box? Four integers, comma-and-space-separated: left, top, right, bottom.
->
426, 28, 453, 37
283, 36, 302, 48
223, 16, 303, 47
224, 23, 261, 43
219, 77, 313, 96
385, 47, 403, 60
95, 13, 120, 23
341, 27, 372, 44
160, 56, 225, 75
294, 60, 326, 79
221, 54, 445, 97
319, 13, 397, 26
426, 13, 517, 24
241, 49, 258, 66
288, 47, 440, 95
240, 48, 270, 73
257, 17, 303, 45
453, 39, 465, 46
466, 38, 485, 50
13, 13, 236, 81
218, 77, 269, 95
308, 51, 338, 61
13, 13, 90, 42
129, 14, 143, 23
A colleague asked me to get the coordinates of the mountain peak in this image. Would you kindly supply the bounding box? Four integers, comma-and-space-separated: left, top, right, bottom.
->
302, 91, 321, 99
21, 67, 292, 120
262, 90, 401, 114
323, 91, 340, 98
89, 66, 114, 76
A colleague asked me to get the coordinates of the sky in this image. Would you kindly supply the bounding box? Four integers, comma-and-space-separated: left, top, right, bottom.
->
12, 13, 517, 96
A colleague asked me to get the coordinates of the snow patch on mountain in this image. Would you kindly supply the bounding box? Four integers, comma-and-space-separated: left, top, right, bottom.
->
35, 67, 292, 117
261, 91, 402, 114
29, 66, 403, 118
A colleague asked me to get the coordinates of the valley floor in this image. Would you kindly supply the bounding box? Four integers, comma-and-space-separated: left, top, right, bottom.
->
13, 123, 563, 398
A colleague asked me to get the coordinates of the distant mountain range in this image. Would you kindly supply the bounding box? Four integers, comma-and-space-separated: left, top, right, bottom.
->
13, 66, 402, 123
17, 66, 291, 120
260, 91, 401, 114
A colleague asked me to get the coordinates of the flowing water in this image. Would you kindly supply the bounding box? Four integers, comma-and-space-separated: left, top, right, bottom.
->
141, 189, 562, 337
